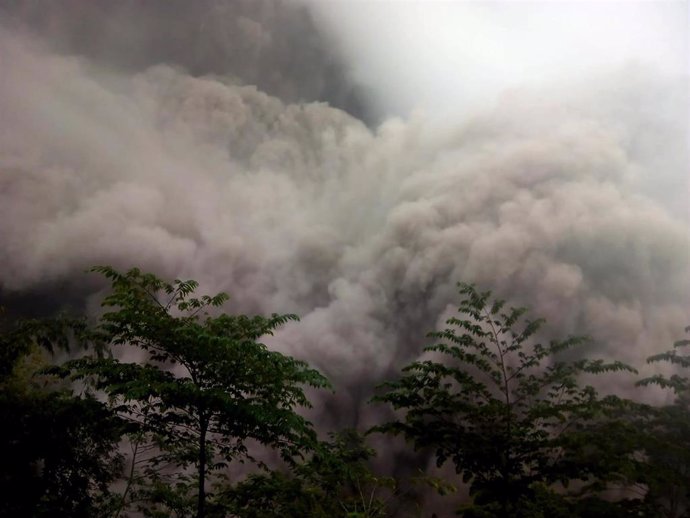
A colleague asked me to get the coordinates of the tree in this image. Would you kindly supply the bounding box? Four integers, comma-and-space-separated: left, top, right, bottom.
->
0, 306, 80, 382
372, 283, 641, 516
637, 326, 690, 517
0, 391, 124, 518
220, 429, 398, 518
59, 266, 330, 518
0, 308, 123, 518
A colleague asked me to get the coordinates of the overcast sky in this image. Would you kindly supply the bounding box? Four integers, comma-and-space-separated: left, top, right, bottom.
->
309, 1, 689, 119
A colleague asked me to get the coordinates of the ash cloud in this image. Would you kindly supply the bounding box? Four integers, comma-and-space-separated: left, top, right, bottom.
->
0, 0, 373, 120
0, 0, 688, 447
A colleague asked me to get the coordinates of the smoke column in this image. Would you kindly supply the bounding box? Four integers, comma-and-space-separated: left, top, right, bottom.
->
1, 0, 688, 482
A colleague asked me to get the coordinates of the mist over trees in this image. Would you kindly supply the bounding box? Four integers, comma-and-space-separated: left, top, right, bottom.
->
2, 267, 689, 517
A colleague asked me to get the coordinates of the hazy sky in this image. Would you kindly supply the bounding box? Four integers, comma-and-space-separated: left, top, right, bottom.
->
309, 1, 689, 119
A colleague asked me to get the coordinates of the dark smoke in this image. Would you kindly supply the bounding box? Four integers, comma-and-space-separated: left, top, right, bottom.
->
0, 0, 374, 121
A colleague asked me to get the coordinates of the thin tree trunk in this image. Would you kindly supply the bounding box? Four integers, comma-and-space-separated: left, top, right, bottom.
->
197, 415, 208, 518
112, 437, 141, 518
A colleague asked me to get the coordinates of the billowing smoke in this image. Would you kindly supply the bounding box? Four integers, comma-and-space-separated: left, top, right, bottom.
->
1, 0, 688, 456
0, 0, 373, 118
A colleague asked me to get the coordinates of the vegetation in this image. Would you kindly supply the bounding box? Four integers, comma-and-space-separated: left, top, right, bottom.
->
52, 266, 330, 518
0, 268, 688, 517
220, 429, 398, 518
0, 309, 123, 518
637, 327, 690, 517
372, 283, 649, 517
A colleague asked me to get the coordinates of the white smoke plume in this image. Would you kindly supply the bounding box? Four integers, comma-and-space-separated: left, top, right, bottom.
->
0, 0, 688, 441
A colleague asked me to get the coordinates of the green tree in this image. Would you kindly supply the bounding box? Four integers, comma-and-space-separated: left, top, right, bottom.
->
372, 283, 641, 516
0, 391, 124, 518
0, 308, 123, 518
58, 266, 329, 518
637, 326, 690, 517
220, 429, 398, 518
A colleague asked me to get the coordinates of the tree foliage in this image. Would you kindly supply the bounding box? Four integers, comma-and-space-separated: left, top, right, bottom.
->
56, 266, 330, 518
220, 429, 397, 518
373, 283, 640, 516
0, 391, 124, 518
0, 307, 123, 518
3, 270, 689, 517
637, 326, 690, 517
